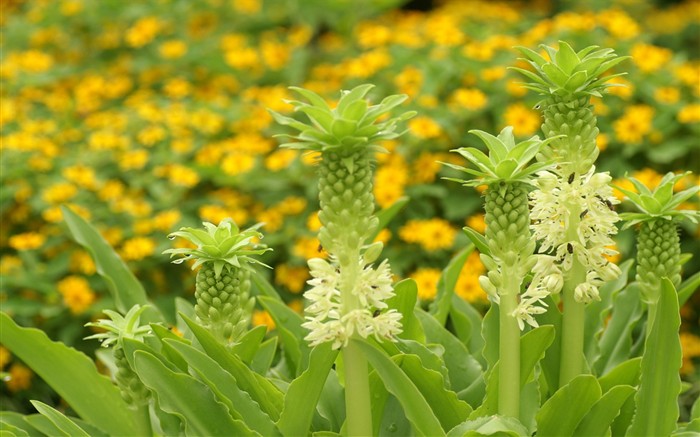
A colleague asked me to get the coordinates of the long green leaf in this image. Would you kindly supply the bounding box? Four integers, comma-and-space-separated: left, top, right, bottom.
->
534, 295, 562, 395
536, 375, 602, 437
133, 351, 255, 436
60, 206, 150, 314
164, 340, 277, 436
397, 354, 472, 431
627, 278, 682, 437
449, 295, 485, 365
277, 343, 339, 437
430, 245, 474, 324
251, 337, 278, 375
0, 413, 38, 437
0, 313, 144, 436
678, 271, 700, 306
257, 295, 310, 376
30, 402, 89, 437
446, 416, 529, 437
353, 339, 446, 436
593, 283, 643, 376
573, 385, 635, 437
416, 310, 483, 403
181, 313, 285, 420
386, 279, 424, 342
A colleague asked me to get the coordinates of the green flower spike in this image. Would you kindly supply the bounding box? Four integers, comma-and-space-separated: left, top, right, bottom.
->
164, 219, 271, 344
86, 305, 152, 407
617, 172, 699, 297
512, 41, 628, 174
445, 127, 562, 418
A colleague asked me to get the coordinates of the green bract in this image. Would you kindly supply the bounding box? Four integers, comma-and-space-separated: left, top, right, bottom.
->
269, 84, 416, 154
443, 127, 558, 187
617, 172, 700, 229
85, 305, 152, 347
164, 219, 271, 278
512, 41, 629, 99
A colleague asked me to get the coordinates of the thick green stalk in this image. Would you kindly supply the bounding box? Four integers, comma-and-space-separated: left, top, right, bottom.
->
498, 271, 521, 418
559, 205, 586, 387
342, 341, 373, 437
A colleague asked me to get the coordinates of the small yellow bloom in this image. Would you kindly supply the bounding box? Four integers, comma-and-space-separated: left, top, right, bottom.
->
159, 40, 188, 59
57, 275, 96, 314
504, 103, 541, 137
120, 237, 156, 261
450, 88, 488, 111
466, 214, 486, 234
654, 87, 680, 105
265, 149, 298, 171
399, 219, 456, 251
252, 310, 275, 332
410, 268, 442, 301
293, 236, 325, 260
222, 153, 255, 176
5, 363, 32, 393
275, 264, 310, 294
631, 43, 673, 73
408, 116, 442, 140
678, 104, 700, 124
8, 232, 45, 250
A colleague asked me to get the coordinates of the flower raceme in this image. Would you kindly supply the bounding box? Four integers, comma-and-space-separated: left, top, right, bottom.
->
530, 168, 621, 303
302, 256, 401, 349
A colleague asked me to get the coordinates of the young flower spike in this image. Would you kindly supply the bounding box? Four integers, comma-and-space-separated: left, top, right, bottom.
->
86, 305, 153, 407
164, 219, 270, 345
512, 41, 628, 175
617, 172, 699, 330
446, 127, 559, 418
272, 84, 414, 437
271, 84, 414, 349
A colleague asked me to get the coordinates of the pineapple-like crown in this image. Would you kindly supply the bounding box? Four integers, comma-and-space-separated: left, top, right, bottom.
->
511, 41, 629, 100
269, 84, 416, 154
617, 172, 700, 229
85, 305, 152, 348
163, 219, 271, 278
443, 126, 560, 187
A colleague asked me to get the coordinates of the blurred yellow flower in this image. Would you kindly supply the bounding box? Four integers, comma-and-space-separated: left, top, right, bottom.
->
455, 251, 487, 304
265, 149, 298, 171
5, 363, 32, 393
252, 309, 275, 332
120, 237, 156, 261
222, 153, 255, 176
399, 218, 456, 251
42, 182, 78, 204
57, 275, 96, 314
504, 103, 540, 137
613, 105, 654, 144
159, 40, 188, 59
69, 250, 96, 275
678, 104, 700, 124
450, 88, 488, 111
410, 268, 441, 301
126, 17, 161, 48
408, 116, 442, 139
631, 43, 673, 73
293, 236, 325, 260
654, 87, 680, 105
275, 264, 309, 293
466, 213, 486, 234
8, 232, 45, 250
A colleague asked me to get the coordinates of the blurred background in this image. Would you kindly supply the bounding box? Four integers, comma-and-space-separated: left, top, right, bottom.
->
1, 0, 699, 414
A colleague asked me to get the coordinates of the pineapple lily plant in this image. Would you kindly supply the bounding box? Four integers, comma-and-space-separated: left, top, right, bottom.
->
0, 42, 699, 437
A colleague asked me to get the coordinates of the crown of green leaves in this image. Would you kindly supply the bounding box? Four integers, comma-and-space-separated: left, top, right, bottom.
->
511, 41, 629, 99
616, 172, 700, 229
269, 84, 416, 153
85, 305, 152, 348
443, 127, 560, 187
163, 219, 271, 278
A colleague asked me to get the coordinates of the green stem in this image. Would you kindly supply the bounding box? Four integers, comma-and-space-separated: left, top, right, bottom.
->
498, 271, 521, 418
342, 342, 373, 437
137, 404, 152, 436
559, 205, 586, 387
339, 247, 372, 436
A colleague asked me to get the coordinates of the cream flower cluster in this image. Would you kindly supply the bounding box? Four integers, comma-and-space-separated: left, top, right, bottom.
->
302, 257, 402, 349
530, 167, 621, 303
480, 252, 563, 330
